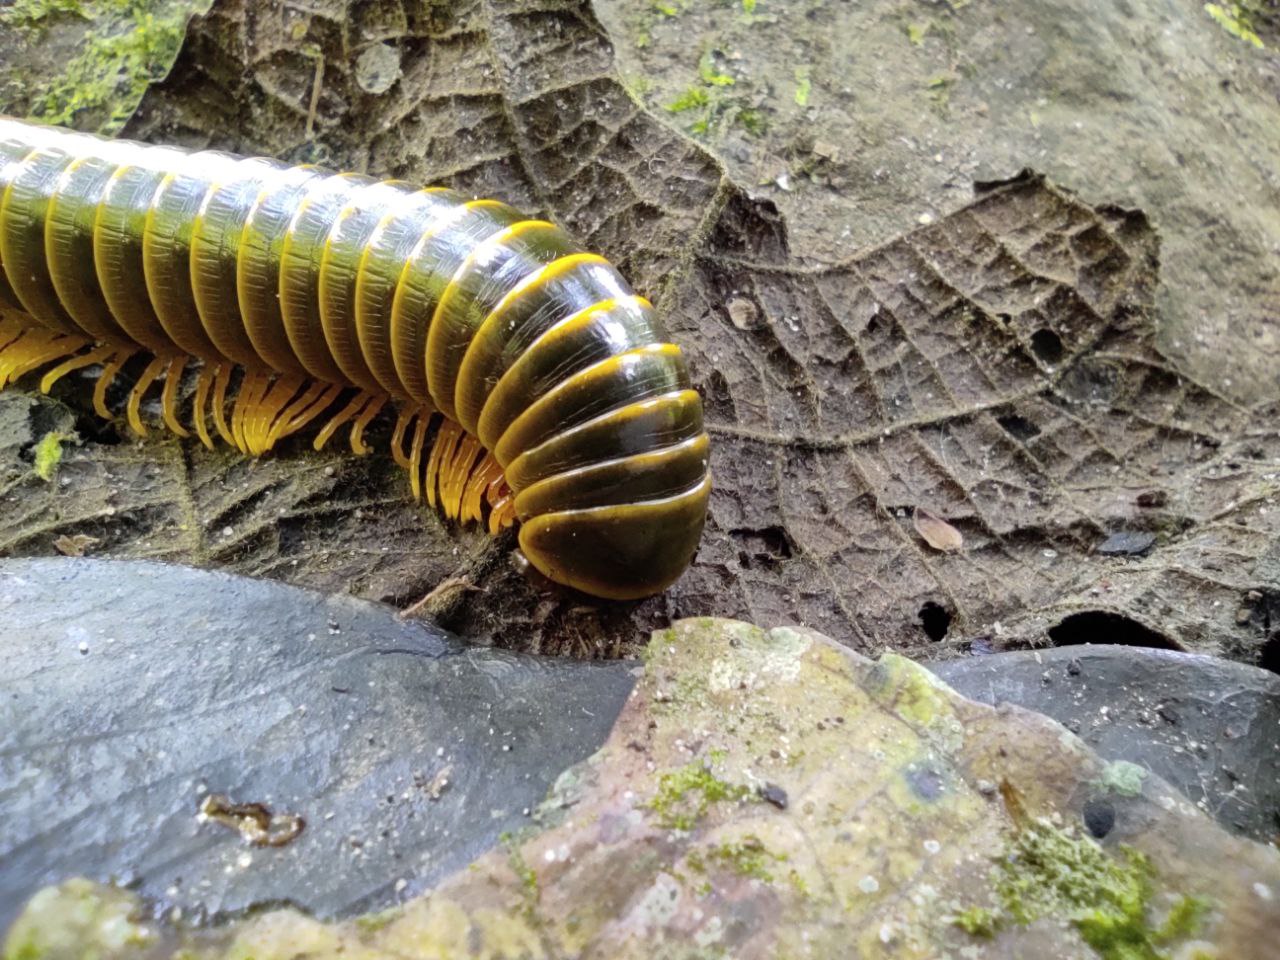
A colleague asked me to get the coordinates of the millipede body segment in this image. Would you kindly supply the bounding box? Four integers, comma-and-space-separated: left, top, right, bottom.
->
0, 117, 710, 600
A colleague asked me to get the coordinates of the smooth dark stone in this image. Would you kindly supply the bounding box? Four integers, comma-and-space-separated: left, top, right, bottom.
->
931, 644, 1280, 843
0, 559, 636, 930
1096, 531, 1157, 556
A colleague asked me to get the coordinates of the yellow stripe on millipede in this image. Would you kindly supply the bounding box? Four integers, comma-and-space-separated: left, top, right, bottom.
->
453, 252, 610, 427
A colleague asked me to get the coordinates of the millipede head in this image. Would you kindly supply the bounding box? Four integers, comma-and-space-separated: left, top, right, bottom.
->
517, 472, 711, 601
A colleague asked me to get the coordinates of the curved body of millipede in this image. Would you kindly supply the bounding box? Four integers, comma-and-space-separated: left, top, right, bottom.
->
0, 117, 710, 600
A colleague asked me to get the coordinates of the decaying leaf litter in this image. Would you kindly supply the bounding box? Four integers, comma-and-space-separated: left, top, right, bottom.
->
0, 0, 1276, 667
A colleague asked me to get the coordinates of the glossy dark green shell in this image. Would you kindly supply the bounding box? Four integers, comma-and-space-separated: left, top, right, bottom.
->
0, 117, 709, 600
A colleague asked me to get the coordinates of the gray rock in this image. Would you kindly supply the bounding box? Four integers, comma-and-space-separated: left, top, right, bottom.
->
1096, 532, 1158, 557
0, 559, 635, 929
931, 644, 1280, 843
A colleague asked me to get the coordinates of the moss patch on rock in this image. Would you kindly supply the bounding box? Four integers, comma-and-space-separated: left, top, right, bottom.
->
952, 815, 1211, 959
0, 0, 210, 133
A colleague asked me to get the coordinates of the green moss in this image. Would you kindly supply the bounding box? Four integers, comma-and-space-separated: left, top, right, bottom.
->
667, 86, 711, 113
501, 832, 541, 921
1204, 3, 1265, 47
950, 906, 998, 937
2, 0, 88, 27
354, 906, 403, 934
647, 760, 754, 830
906, 22, 930, 46
793, 65, 812, 106
1155, 895, 1211, 942
1, 0, 197, 134
698, 50, 735, 87
786, 869, 810, 898
736, 107, 765, 135
5, 938, 45, 960
706, 836, 786, 882
32, 432, 68, 482
952, 817, 1209, 959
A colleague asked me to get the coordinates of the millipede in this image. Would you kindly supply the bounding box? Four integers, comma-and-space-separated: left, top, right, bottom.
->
0, 117, 710, 600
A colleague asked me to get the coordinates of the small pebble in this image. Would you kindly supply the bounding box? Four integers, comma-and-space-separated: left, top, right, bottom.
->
759, 783, 789, 810
859, 875, 880, 894
77, 641, 89, 654
1096, 531, 1156, 557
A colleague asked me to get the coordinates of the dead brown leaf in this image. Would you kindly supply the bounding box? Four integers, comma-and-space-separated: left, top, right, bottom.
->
0, 0, 1272, 665
52, 534, 99, 557
913, 508, 964, 553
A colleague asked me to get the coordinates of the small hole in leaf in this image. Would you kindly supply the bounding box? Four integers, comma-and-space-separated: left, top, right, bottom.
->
919, 601, 951, 642
996, 414, 1040, 442
1047, 611, 1178, 651
729, 526, 793, 569
1030, 328, 1064, 364
1260, 633, 1280, 675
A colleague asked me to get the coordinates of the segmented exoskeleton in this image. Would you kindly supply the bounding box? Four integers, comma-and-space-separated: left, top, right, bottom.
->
0, 118, 710, 600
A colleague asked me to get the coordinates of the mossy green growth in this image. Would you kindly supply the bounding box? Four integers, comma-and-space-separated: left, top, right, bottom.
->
32, 431, 69, 481
1204, 3, 1265, 47
500, 832, 541, 921
793, 65, 812, 106
666, 86, 710, 113
950, 906, 998, 937
647, 760, 754, 830
5, 939, 44, 960
0, 0, 199, 134
353, 906, 402, 934
698, 50, 735, 87
952, 817, 1209, 959
2, 0, 89, 27
707, 836, 786, 882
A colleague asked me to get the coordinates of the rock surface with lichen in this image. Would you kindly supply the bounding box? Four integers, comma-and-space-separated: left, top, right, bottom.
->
7, 617, 1277, 959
